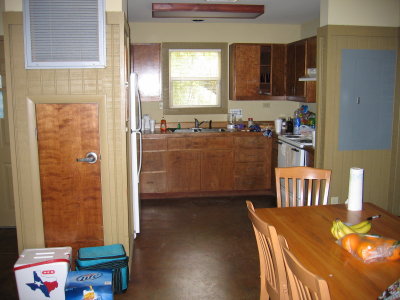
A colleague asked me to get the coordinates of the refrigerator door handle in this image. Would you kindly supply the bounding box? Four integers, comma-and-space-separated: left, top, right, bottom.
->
137, 131, 143, 181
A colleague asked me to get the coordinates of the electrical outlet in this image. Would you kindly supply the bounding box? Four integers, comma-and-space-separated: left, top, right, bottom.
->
229, 108, 242, 116
263, 103, 270, 108
159, 101, 163, 109
330, 197, 339, 204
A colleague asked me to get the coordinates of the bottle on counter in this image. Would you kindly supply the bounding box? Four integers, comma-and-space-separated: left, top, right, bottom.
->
286, 117, 293, 134
293, 110, 301, 135
160, 117, 167, 132
248, 118, 254, 127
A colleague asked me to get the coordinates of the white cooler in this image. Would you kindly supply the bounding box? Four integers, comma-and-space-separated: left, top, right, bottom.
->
14, 247, 72, 300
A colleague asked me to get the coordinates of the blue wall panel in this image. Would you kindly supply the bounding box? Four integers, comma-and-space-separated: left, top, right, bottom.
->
339, 49, 396, 151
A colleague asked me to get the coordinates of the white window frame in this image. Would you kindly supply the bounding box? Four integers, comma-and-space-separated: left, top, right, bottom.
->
169, 49, 221, 109
162, 43, 228, 115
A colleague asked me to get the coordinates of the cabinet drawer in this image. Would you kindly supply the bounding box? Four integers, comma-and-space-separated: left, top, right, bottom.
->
143, 138, 167, 151
235, 149, 267, 162
142, 151, 166, 172
140, 172, 167, 193
234, 175, 268, 190
203, 136, 233, 149
235, 136, 268, 149
235, 162, 266, 176
167, 137, 205, 150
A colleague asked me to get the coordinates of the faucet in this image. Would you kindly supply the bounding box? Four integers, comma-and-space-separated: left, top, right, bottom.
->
194, 119, 212, 129
194, 118, 204, 128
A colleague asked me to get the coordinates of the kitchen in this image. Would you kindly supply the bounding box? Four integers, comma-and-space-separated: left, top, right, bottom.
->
0, 0, 399, 298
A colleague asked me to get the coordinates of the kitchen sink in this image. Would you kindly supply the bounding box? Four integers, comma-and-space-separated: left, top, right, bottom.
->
173, 128, 225, 133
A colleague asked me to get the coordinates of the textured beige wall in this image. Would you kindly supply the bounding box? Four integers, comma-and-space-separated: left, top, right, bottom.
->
301, 19, 320, 39
4, 12, 130, 253
130, 22, 303, 124
316, 26, 399, 212
321, 0, 400, 27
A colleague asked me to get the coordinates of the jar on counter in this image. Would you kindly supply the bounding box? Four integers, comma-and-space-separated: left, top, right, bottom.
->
248, 118, 254, 127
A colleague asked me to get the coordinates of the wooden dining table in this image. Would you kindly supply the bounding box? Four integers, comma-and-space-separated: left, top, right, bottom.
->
255, 202, 400, 300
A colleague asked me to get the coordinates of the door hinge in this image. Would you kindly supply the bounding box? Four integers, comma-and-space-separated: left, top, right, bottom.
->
35, 128, 38, 139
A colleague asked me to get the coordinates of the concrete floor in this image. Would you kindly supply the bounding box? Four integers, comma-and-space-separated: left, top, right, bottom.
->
2, 195, 276, 300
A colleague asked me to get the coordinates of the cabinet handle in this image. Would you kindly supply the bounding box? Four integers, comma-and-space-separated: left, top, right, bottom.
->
356, 97, 361, 104
276, 141, 283, 145
291, 148, 299, 152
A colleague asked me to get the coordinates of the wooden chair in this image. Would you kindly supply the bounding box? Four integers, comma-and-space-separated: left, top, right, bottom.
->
246, 201, 289, 300
278, 235, 331, 300
275, 167, 331, 207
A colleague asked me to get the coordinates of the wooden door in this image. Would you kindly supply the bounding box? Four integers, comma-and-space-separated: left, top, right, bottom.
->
0, 37, 15, 227
36, 103, 103, 253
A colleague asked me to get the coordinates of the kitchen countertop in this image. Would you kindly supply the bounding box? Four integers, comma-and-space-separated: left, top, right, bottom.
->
142, 129, 270, 138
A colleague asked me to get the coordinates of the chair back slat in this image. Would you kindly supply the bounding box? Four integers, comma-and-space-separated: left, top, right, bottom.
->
275, 167, 331, 207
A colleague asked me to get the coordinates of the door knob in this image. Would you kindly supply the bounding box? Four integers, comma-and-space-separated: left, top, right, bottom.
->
76, 152, 98, 164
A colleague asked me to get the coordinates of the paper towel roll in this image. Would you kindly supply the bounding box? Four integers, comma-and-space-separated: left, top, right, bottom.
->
274, 119, 282, 134
347, 167, 364, 211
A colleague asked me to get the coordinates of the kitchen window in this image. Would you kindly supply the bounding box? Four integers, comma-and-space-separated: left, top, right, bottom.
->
162, 43, 228, 115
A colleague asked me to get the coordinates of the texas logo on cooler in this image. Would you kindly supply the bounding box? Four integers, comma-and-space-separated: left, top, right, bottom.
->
26, 270, 59, 297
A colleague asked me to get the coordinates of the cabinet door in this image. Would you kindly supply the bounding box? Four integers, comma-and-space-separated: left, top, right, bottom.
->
294, 40, 306, 97
286, 43, 296, 96
271, 44, 286, 96
306, 36, 317, 68
131, 43, 161, 102
167, 151, 201, 192
201, 150, 234, 191
230, 44, 260, 99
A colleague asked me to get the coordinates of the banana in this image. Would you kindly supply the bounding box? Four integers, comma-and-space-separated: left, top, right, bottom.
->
349, 220, 372, 234
337, 220, 357, 235
330, 215, 380, 239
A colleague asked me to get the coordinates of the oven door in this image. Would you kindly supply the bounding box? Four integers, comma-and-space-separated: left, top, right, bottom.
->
278, 141, 306, 167
277, 141, 307, 206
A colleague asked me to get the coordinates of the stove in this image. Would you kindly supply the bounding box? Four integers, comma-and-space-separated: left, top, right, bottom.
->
278, 134, 313, 148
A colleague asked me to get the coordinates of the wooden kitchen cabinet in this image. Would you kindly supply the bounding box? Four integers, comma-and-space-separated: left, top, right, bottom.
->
141, 133, 273, 198
166, 151, 201, 192
229, 43, 286, 100
286, 37, 316, 103
140, 137, 167, 193
201, 150, 234, 191
131, 43, 161, 102
234, 136, 272, 190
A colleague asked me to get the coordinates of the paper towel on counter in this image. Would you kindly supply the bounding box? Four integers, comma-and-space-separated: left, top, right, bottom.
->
347, 167, 364, 211
274, 119, 282, 134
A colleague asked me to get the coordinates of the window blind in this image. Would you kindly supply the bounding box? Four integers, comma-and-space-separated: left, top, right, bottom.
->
23, 0, 105, 69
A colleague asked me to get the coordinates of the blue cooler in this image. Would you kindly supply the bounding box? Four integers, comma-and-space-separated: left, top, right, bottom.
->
75, 244, 129, 294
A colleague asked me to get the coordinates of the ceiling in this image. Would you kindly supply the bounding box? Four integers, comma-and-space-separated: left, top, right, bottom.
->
127, 0, 320, 25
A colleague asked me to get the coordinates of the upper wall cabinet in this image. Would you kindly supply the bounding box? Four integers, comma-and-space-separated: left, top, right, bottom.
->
286, 37, 317, 103
229, 43, 286, 100
131, 43, 161, 102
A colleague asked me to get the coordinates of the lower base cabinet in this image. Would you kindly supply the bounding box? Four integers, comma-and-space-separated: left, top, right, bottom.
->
141, 133, 272, 197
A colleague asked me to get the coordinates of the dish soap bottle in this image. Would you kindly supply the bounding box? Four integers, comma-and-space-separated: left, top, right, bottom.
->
160, 117, 167, 132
